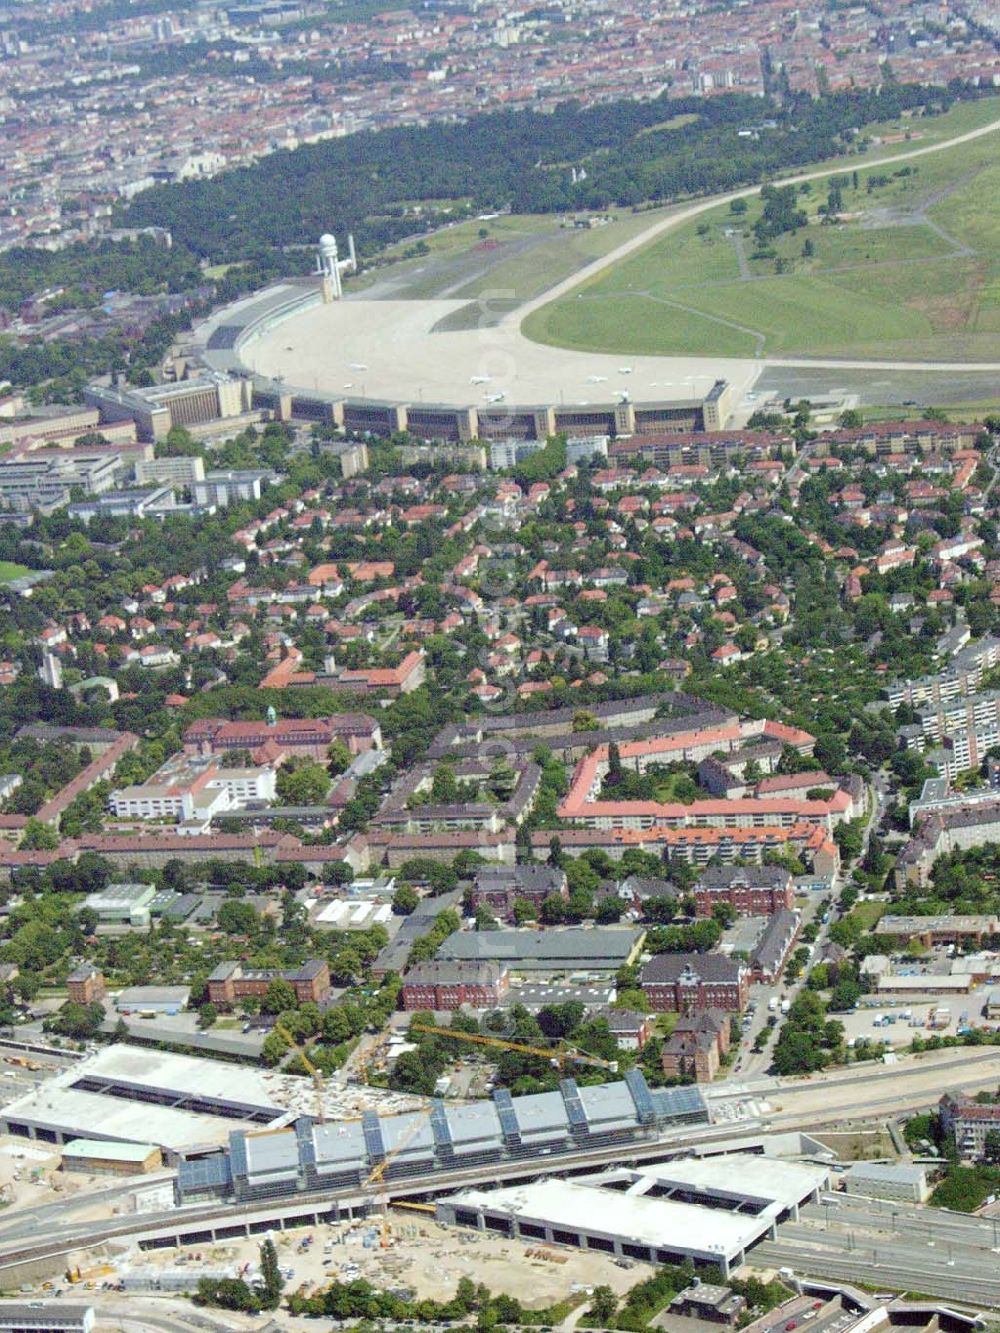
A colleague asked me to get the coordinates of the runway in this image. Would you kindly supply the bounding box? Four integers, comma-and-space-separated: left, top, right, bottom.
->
237, 113, 1000, 414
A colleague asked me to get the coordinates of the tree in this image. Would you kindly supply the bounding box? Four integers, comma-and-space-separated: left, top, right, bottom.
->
512, 897, 537, 924
198, 1002, 218, 1030
393, 884, 419, 915
326, 738, 352, 776
217, 899, 259, 934
20, 818, 59, 851
589, 1286, 618, 1324
275, 760, 329, 806
258, 1237, 284, 1310
261, 978, 298, 1014
984, 1129, 1000, 1164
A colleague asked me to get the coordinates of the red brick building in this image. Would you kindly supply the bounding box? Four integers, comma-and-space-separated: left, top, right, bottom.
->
67, 964, 106, 1005
207, 959, 330, 1007
183, 714, 381, 760
641, 954, 748, 1014
660, 1009, 731, 1083
401, 961, 509, 1012
693, 866, 794, 919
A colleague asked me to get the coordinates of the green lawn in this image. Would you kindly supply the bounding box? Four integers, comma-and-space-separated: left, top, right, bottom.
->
0, 562, 33, 584
524, 94, 1000, 362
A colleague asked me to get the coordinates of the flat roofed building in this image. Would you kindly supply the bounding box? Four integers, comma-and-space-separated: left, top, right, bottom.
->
436, 1154, 826, 1278
843, 1161, 929, 1203
178, 1073, 708, 1202
0, 1046, 285, 1160
669, 1284, 746, 1324
61, 1138, 162, 1176
0, 1303, 95, 1332
437, 927, 643, 974
84, 881, 156, 924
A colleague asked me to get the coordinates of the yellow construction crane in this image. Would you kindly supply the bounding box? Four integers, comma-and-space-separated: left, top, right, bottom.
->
363, 1112, 430, 1249
410, 1023, 618, 1073
275, 1021, 326, 1124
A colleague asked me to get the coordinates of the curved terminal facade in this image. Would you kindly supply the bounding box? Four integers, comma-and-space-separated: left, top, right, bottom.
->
194, 275, 760, 445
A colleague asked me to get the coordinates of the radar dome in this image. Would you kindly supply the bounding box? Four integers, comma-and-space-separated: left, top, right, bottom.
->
319, 234, 337, 246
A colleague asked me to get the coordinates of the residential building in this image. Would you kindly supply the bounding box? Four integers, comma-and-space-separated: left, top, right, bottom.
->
470, 865, 568, 922
940, 1092, 1000, 1159
206, 959, 331, 1006
600, 1008, 654, 1051
641, 954, 748, 1013
659, 1008, 731, 1080
693, 865, 793, 918
66, 965, 106, 1005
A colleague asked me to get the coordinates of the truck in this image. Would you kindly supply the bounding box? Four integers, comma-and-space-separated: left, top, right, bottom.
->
780, 999, 791, 1014
929, 1007, 951, 1030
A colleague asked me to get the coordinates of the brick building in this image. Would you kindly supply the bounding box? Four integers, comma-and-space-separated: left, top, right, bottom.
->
207, 959, 330, 1007
183, 714, 381, 760
66, 964, 106, 1005
693, 865, 794, 919
660, 1009, 731, 1082
401, 960, 509, 1011
470, 865, 568, 923
641, 954, 748, 1013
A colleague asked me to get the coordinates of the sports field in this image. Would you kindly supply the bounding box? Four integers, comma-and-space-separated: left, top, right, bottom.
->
524, 96, 1000, 363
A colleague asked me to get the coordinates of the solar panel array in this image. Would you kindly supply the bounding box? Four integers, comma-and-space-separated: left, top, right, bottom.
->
493, 1088, 521, 1143
625, 1068, 656, 1124
362, 1109, 386, 1162
181, 1072, 709, 1202
560, 1078, 588, 1133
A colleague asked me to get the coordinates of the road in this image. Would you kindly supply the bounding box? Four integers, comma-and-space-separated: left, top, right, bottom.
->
512, 113, 1000, 375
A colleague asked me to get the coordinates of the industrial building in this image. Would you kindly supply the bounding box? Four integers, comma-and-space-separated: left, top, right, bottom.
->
177, 1071, 708, 1203
436, 1154, 829, 1278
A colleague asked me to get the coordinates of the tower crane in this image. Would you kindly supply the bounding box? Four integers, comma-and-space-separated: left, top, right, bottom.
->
275, 1021, 327, 1124
363, 1112, 430, 1249
409, 1023, 618, 1073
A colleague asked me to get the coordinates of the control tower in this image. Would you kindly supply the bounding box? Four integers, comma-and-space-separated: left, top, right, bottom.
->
316, 232, 357, 302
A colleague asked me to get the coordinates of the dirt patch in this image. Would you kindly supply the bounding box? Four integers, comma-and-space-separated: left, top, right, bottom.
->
811, 1128, 897, 1160
906, 260, 986, 331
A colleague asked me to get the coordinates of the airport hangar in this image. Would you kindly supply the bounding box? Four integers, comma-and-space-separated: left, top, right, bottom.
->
193, 279, 757, 445
436, 1156, 831, 1278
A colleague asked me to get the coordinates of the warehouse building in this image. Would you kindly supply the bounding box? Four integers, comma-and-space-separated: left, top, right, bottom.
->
436, 1155, 829, 1278
437, 927, 643, 975
177, 1071, 708, 1203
